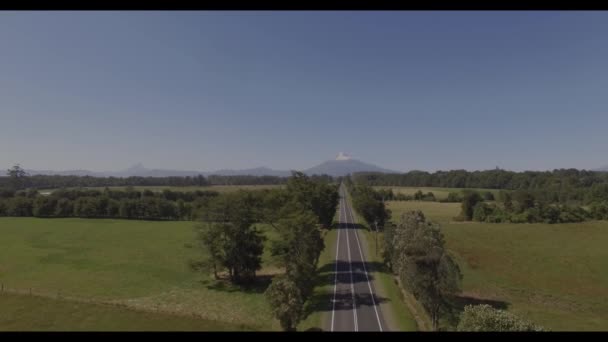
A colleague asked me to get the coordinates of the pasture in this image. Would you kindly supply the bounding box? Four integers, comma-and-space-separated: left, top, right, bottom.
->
386, 200, 608, 331
0, 217, 282, 330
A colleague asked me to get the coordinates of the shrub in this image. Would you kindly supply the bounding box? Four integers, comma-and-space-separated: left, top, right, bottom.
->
457, 304, 544, 331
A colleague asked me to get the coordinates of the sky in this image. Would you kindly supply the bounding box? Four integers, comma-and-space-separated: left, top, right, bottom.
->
1, 11, 607, 173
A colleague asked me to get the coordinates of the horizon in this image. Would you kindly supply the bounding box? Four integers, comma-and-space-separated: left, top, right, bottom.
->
2, 12, 608, 172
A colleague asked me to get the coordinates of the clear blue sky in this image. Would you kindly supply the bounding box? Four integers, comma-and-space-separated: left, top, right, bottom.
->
2, 11, 607, 172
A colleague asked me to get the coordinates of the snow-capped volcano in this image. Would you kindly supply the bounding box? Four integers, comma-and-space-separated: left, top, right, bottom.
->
336, 152, 352, 161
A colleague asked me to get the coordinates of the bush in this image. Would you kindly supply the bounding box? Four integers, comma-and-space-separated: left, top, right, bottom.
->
482, 191, 495, 201
457, 304, 544, 331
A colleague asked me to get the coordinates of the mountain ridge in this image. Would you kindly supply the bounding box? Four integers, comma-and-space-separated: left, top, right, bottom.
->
15, 154, 399, 178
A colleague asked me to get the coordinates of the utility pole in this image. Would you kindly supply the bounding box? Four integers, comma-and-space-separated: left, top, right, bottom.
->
374, 220, 378, 257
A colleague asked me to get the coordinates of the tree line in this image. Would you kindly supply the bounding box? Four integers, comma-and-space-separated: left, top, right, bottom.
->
457, 189, 608, 224
1, 165, 337, 190
354, 168, 608, 190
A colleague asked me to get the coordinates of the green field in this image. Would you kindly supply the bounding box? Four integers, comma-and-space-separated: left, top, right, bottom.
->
40, 185, 283, 194
0, 217, 282, 330
0, 292, 250, 331
373, 186, 502, 200
386, 201, 608, 331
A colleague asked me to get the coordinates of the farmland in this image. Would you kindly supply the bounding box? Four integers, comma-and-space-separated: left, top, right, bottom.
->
0, 217, 282, 330
386, 200, 608, 331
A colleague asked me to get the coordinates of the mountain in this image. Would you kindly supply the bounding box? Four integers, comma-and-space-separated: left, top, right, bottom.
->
16, 153, 398, 178
594, 166, 608, 172
24, 164, 292, 178
303, 153, 398, 177
207, 167, 292, 177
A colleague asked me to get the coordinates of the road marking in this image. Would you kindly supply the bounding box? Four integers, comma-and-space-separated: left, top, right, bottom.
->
330, 192, 342, 332
344, 189, 384, 332
343, 189, 358, 331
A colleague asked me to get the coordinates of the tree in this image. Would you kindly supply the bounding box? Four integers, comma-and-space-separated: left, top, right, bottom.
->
388, 211, 462, 330
6, 164, 29, 190
195, 193, 265, 284
457, 304, 544, 331
482, 192, 495, 201
33, 196, 57, 217
270, 205, 324, 300
265, 276, 304, 331
460, 191, 483, 220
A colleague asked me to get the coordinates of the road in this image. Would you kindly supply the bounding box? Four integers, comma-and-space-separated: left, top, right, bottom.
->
327, 184, 388, 331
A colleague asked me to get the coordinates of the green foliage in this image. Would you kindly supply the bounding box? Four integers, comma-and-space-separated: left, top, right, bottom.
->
6, 164, 28, 190
384, 210, 462, 330
196, 192, 265, 284
270, 205, 324, 300
457, 304, 544, 331
460, 191, 483, 221
482, 191, 495, 201
348, 181, 391, 228
264, 276, 304, 331
285, 171, 339, 228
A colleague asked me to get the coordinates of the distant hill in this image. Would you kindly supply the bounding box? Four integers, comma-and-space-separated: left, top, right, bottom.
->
303, 153, 398, 177
15, 153, 399, 178
594, 166, 608, 172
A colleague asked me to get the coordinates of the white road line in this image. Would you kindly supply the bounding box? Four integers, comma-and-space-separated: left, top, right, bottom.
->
345, 190, 384, 332
330, 192, 342, 332
343, 190, 359, 331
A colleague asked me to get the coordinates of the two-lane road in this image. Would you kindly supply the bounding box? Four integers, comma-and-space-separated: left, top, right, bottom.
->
328, 184, 388, 331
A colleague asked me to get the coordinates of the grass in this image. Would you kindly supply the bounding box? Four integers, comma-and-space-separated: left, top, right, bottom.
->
386, 200, 608, 331
0, 292, 250, 331
0, 217, 281, 330
373, 186, 502, 200
41, 185, 284, 194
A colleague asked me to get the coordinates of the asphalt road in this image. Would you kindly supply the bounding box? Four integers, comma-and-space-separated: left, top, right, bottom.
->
328, 184, 388, 331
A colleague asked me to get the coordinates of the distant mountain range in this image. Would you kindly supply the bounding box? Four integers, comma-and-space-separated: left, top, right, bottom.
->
594, 166, 608, 172
18, 153, 400, 178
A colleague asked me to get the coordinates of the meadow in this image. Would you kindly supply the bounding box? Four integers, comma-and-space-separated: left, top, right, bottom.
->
386, 200, 608, 331
0, 217, 282, 330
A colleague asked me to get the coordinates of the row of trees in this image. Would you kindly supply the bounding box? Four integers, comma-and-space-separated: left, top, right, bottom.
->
375, 188, 495, 203
2, 164, 339, 190
345, 178, 391, 229
458, 189, 608, 224
194, 172, 339, 331
353, 168, 608, 190
383, 211, 462, 330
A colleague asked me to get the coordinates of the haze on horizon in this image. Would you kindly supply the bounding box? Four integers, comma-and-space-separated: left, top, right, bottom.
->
1, 11, 607, 173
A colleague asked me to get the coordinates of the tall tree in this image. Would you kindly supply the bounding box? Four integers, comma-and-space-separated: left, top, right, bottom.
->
265, 276, 304, 331
270, 204, 324, 300
6, 164, 28, 190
